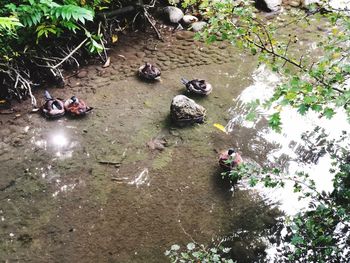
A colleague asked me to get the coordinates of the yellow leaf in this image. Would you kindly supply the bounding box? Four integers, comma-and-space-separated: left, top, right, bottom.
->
332, 28, 339, 35
333, 66, 341, 73
274, 105, 283, 112
112, 34, 118, 43
80, 0, 86, 5
332, 53, 341, 59
213, 123, 226, 133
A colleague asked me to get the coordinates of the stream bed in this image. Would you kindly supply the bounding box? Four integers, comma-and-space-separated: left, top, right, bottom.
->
0, 17, 348, 262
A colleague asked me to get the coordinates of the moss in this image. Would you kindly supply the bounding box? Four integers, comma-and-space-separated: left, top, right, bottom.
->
152, 149, 173, 170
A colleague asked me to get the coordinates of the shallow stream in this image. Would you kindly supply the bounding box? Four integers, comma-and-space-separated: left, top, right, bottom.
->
0, 16, 348, 262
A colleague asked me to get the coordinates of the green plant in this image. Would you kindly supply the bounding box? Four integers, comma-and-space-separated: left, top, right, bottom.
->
0, 16, 23, 29
165, 242, 235, 263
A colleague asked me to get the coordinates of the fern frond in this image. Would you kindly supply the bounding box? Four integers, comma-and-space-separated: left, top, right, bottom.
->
51, 5, 94, 24
0, 17, 23, 30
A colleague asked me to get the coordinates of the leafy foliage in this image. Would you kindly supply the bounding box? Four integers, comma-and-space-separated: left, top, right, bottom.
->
219, 127, 350, 262
0, 0, 108, 101
0, 16, 23, 29
165, 242, 234, 263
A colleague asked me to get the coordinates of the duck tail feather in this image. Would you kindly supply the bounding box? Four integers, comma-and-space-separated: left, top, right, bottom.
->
181, 78, 189, 85
44, 90, 53, 100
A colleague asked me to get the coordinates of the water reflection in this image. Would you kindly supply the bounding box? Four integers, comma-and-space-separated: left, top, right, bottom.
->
30, 129, 77, 160
128, 168, 150, 187
229, 65, 350, 261
51, 133, 69, 148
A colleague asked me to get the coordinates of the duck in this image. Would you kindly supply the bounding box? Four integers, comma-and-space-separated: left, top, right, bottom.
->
41, 90, 65, 119
181, 78, 213, 95
219, 148, 243, 170
138, 62, 161, 81
64, 96, 92, 116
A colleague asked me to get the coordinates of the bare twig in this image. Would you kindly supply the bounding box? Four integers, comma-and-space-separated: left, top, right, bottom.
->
52, 38, 88, 69
143, 7, 163, 41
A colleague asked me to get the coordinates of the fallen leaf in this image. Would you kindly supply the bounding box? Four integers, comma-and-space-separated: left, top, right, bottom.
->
213, 123, 226, 133
103, 57, 110, 68
112, 34, 118, 43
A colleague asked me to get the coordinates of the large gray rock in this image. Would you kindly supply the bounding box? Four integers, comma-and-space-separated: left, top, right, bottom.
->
301, 0, 321, 7
190, 21, 207, 32
266, 0, 282, 11
256, 0, 282, 11
182, 15, 198, 25
163, 6, 184, 23
170, 95, 206, 126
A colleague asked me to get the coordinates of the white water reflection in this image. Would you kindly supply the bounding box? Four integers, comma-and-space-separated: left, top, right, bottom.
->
229, 65, 350, 215
228, 65, 350, 261
51, 133, 69, 148
128, 168, 150, 187
31, 129, 77, 160
52, 183, 78, 197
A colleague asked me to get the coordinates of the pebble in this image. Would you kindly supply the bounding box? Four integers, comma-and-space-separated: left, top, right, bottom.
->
175, 31, 195, 40
77, 70, 88, 78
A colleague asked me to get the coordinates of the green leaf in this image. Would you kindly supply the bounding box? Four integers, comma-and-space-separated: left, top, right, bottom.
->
323, 108, 335, 119
0, 17, 23, 30
268, 112, 282, 132
187, 242, 195, 251
51, 4, 94, 24
171, 244, 180, 251
298, 104, 309, 115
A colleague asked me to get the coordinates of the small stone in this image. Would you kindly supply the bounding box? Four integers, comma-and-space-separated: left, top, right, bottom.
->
135, 52, 145, 58
289, 0, 300, 7
147, 138, 167, 151
77, 70, 88, 78
175, 31, 195, 40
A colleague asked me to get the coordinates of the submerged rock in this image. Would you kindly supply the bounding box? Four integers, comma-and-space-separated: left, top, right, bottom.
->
190, 21, 207, 32
163, 6, 184, 23
170, 95, 206, 126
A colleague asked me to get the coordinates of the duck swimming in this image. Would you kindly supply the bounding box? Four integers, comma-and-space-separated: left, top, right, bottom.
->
64, 96, 92, 116
138, 62, 161, 81
181, 78, 213, 95
219, 148, 243, 170
41, 90, 65, 119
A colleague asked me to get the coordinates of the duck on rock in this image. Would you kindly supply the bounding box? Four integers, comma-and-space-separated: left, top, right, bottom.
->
41, 90, 65, 119
64, 96, 92, 116
219, 148, 243, 171
138, 62, 161, 81
181, 78, 213, 95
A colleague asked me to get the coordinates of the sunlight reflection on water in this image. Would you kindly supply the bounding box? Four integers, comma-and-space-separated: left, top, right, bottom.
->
30, 129, 77, 160
228, 65, 350, 215
228, 64, 350, 261
128, 168, 150, 188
